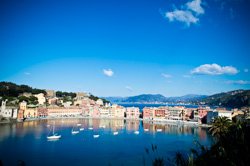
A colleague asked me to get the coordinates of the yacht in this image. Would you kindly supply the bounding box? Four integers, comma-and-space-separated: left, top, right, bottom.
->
47, 122, 61, 140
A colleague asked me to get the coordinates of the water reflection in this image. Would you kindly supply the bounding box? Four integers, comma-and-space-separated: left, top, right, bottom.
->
0, 118, 210, 141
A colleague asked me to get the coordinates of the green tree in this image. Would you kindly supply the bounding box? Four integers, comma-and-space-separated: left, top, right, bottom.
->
208, 116, 232, 140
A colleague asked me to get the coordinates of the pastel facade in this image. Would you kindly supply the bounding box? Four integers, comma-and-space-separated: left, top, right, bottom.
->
126, 107, 140, 119
47, 106, 82, 117
143, 107, 155, 120
34, 93, 46, 105
99, 107, 110, 118
0, 100, 18, 118
24, 107, 38, 118
154, 107, 166, 119
110, 105, 125, 118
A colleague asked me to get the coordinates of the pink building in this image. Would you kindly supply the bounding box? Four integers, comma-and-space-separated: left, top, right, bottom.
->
198, 108, 208, 124
126, 107, 140, 119
143, 107, 155, 120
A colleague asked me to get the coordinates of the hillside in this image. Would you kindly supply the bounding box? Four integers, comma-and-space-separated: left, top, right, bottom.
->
0, 82, 46, 97
197, 89, 250, 108
104, 94, 206, 103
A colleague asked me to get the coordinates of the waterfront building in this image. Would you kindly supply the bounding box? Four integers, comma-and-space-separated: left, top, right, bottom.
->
126, 107, 140, 119
47, 106, 82, 117
217, 109, 232, 120
37, 107, 48, 117
206, 110, 219, 124
99, 107, 110, 118
0, 100, 18, 118
24, 105, 38, 118
155, 107, 167, 119
167, 106, 183, 120
34, 93, 46, 105
110, 104, 125, 118
198, 108, 209, 124
46, 90, 56, 98
142, 107, 155, 120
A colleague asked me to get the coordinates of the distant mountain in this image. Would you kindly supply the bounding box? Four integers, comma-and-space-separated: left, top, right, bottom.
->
103, 94, 207, 103
197, 89, 250, 108
126, 94, 166, 103
166, 94, 207, 102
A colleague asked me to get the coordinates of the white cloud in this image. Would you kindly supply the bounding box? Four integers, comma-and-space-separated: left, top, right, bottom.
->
186, 0, 204, 15
191, 63, 239, 75
226, 80, 250, 85
125, 86, 133, 91
166, 10, 199, 26
103, 69, 114, 77
244, 69, 249, 73
162, 73, 172, 78
24, 72, 31, 75
165, 0, 205, 26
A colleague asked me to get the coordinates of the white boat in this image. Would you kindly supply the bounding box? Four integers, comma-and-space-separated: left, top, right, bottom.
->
88, 127, 93, 130
134, 131, 139, 135
80, 128, 84, 131
77, 124, 81, 126
144, 129, 149, 132
47, 122, 61, 140
72, 130, 79, 135
93, 134, 100, 138
113, 131, 119, 135
72, 125, 80, 134
47, 124, 50, 127
156, 129, 162, 132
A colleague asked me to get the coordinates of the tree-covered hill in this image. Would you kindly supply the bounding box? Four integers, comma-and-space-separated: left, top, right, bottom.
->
0, 82, 46, 97
197, 89, 250, 108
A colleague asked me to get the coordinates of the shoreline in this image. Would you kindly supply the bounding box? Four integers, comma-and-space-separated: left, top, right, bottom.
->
0, 116, 211, 128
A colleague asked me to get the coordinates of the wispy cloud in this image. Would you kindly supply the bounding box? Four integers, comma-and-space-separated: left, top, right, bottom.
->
103, 69, 114, 77
226, 80, 250, 85
161, 73, 172, 78
165, 0, 205, 27
191, 63, 239, 75
244, 69, 249, 73
24, 72, 31, 75
125, 86, 133, 92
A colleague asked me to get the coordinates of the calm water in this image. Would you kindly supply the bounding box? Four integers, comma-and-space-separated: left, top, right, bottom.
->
0, 118, 212, 166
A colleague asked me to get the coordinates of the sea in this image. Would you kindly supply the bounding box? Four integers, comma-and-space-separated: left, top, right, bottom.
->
0, 116, 212, 166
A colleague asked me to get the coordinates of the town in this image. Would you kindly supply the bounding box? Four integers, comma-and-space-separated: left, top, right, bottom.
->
1, 89, 249, 125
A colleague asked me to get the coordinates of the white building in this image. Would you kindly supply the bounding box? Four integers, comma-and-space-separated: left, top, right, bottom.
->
217, 110, 232, 120
0, 100, 18, 118
96, 99, 104, 106
34, 93, 46, 105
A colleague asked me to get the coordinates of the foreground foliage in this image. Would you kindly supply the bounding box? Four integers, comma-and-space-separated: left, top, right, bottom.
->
150, 116, 250, 166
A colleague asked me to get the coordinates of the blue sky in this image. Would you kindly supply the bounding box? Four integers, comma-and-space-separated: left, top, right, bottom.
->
0, 0, 249, 97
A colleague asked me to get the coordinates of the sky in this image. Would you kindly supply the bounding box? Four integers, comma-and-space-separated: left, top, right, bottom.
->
0, 0, 250, 97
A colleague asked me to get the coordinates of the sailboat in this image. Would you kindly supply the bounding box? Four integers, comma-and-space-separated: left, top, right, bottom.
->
72, 125, 79, 135
47, 122, 61, 140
